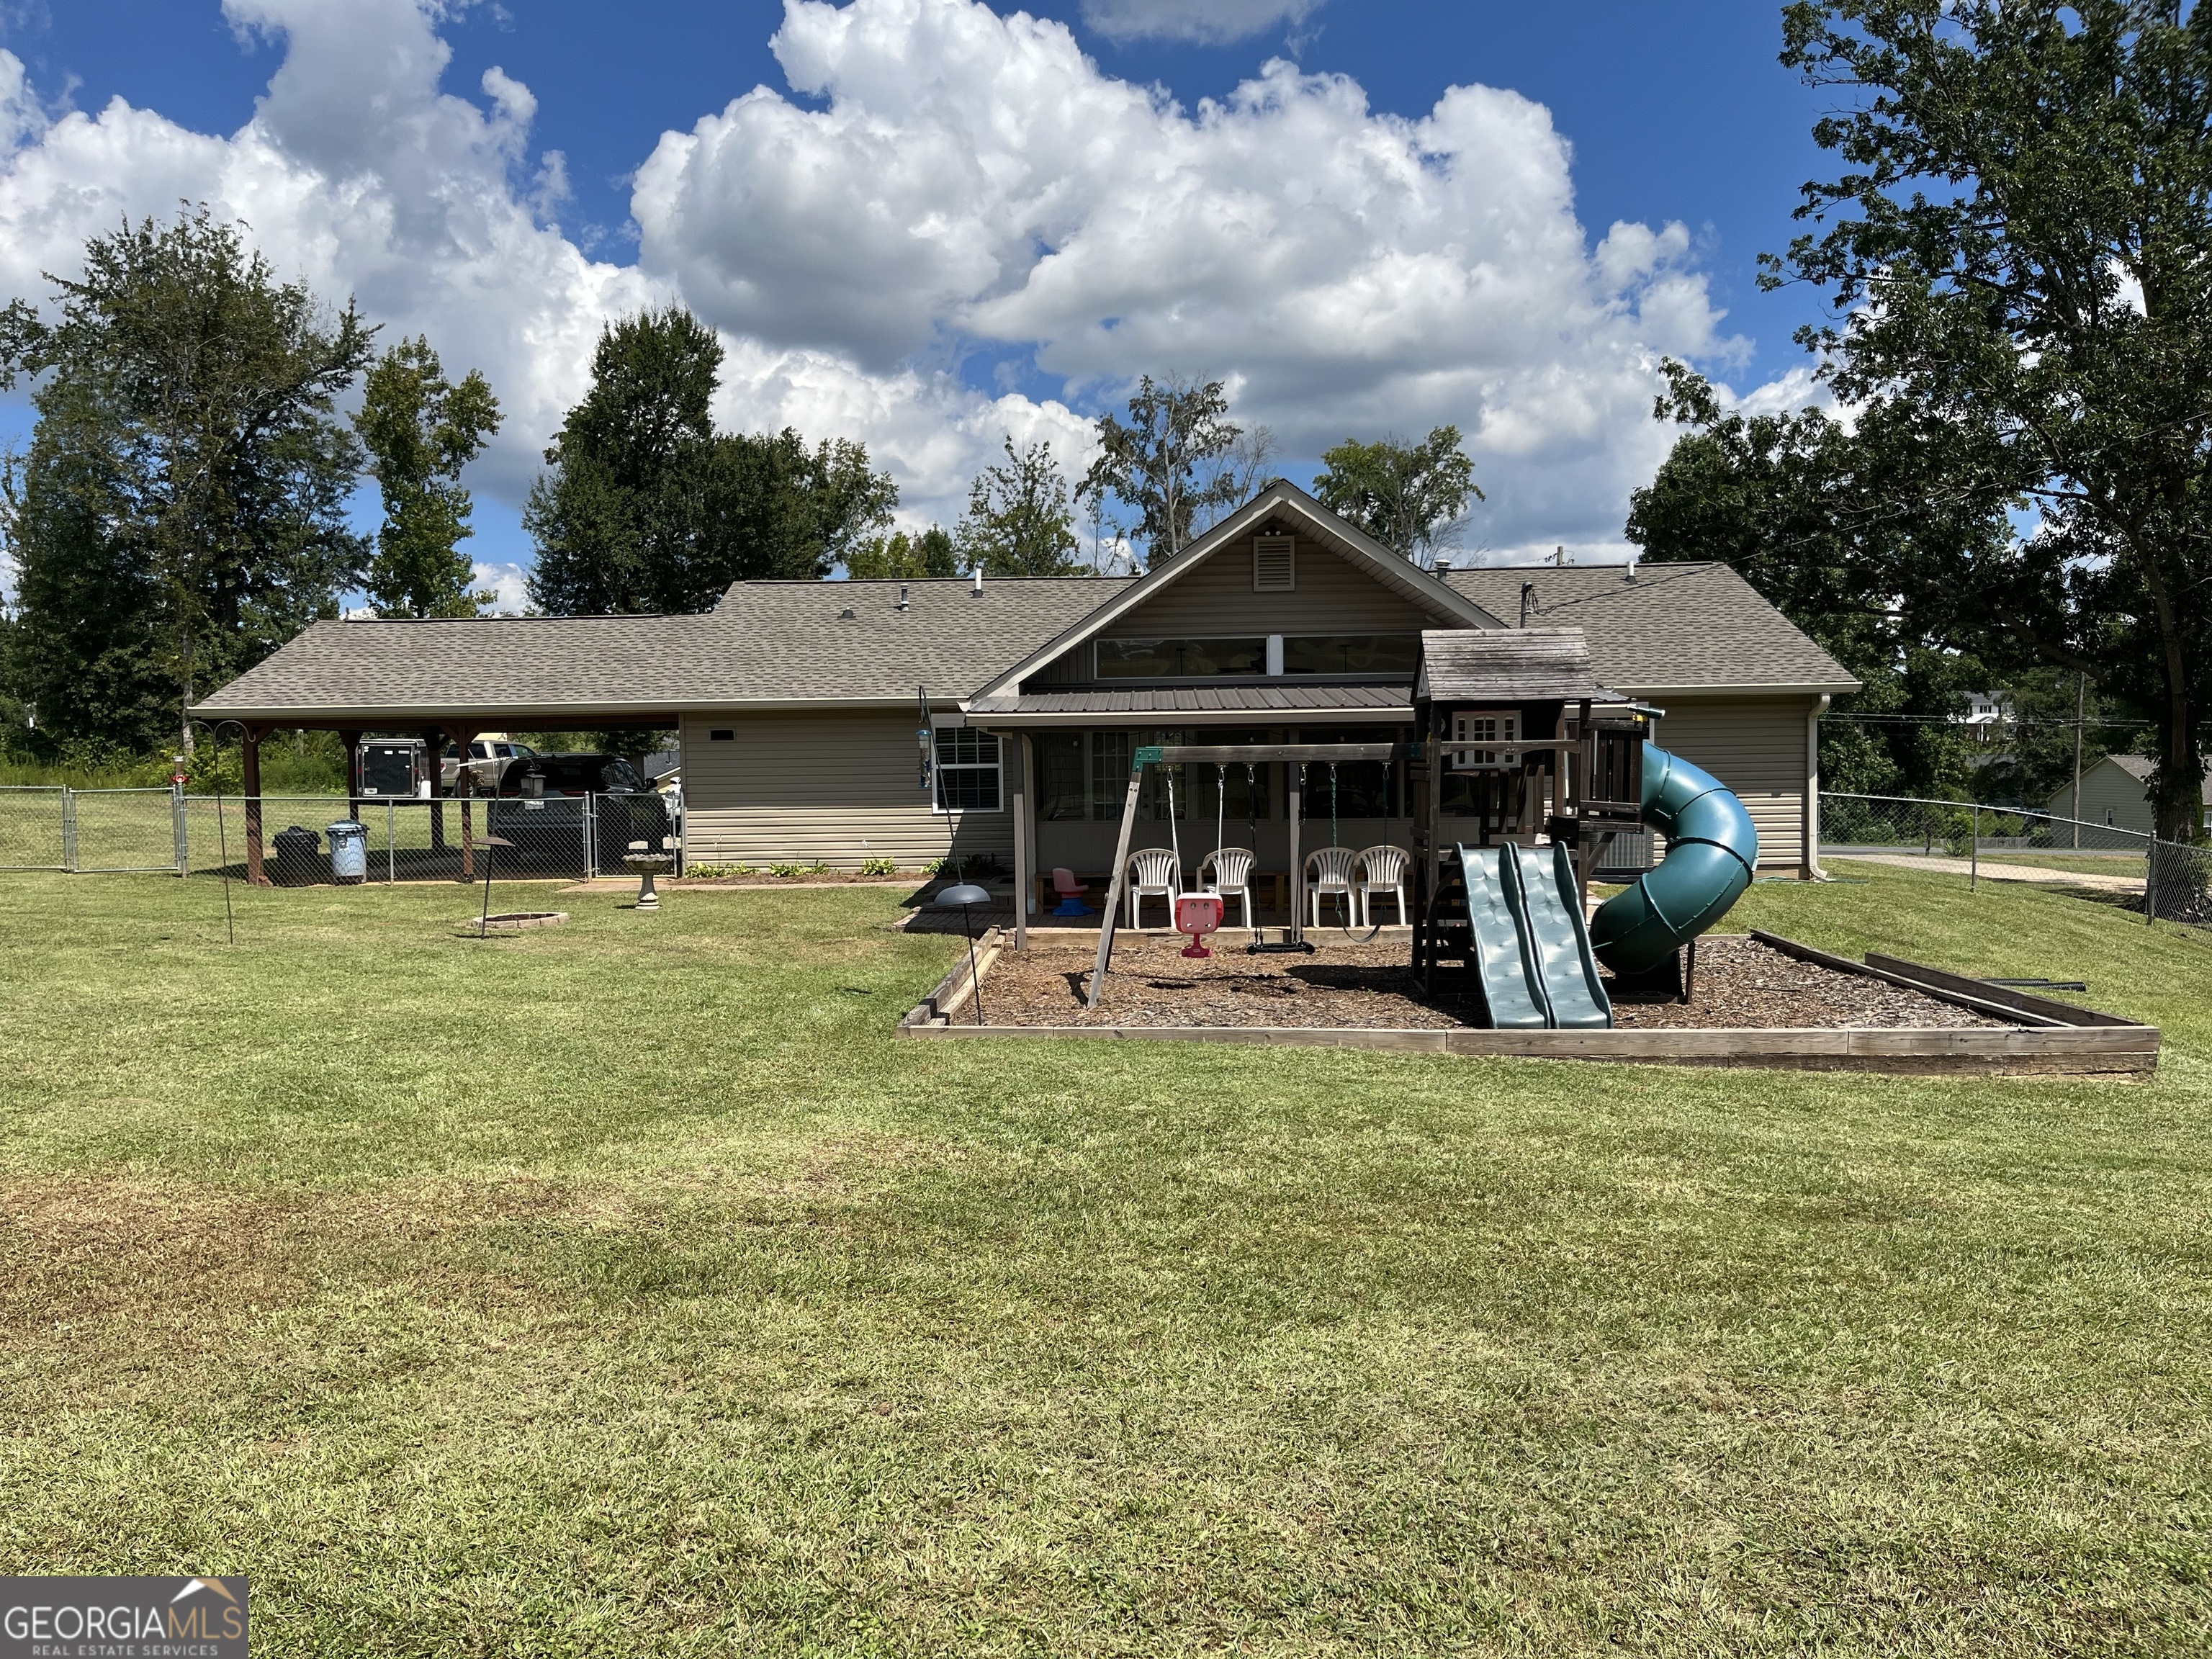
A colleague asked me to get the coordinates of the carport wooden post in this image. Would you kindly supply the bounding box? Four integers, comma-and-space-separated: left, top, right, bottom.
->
341, 728, 363, 822
421, 727, 447, 850
444, 724, 477, 883
241, 724, 269, 886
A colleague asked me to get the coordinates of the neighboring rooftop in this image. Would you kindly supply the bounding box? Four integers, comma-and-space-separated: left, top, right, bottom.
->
1444, 562, 1858, 693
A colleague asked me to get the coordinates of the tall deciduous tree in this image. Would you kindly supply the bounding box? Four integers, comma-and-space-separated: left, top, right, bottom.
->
1077, 377, 1241, 567
355, 336, 501, 618
1626, 364, 2008, 796
957, 436, 1082, 575
528, 306, 896, 612
1312, 426, 1482, 567
0, 207, 372, 753
846, 526, 960, 579
525, 305, 721, 615
1773, 0, 2212, 837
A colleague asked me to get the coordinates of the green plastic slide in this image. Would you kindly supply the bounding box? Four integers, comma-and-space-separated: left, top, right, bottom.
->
1507, 842, 1614, 1029
1588, 742, 1760, 977
1456, 843, 1552, 1029
1454, 842, 1614, 1029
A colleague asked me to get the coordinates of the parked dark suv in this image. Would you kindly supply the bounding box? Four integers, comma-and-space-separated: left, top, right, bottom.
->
485, 752, 674, 871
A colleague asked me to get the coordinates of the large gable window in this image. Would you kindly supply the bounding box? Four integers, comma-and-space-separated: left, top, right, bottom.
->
933, 725, 1002, 812
1096, 637, 1265, 678
1281, 634, 1421, 675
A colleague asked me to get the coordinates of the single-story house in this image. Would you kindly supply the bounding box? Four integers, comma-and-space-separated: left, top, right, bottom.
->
192, 480, 1859, 886
2044, 752, 2211, 840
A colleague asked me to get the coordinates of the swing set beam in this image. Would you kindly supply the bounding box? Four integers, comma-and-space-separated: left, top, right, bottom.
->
1087, 741, 1408, 1008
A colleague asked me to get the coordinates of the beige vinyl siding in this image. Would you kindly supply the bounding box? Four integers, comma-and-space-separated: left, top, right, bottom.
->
2044, 757, 2157, 837
1643, 694, 1818, 871
680, 710, 1014, 870
1028, 540, 1443, 685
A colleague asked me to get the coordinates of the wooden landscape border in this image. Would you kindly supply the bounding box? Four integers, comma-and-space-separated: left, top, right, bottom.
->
897, 928, 2160, 1077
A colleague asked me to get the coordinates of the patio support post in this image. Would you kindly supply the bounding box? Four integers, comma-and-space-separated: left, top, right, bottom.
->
1012, 733, 1031, 950
241, 724, 269, 886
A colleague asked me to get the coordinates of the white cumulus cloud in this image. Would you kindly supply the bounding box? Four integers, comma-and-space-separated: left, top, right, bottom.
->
0, 0, 1769, 565
634, 0, 1747, 557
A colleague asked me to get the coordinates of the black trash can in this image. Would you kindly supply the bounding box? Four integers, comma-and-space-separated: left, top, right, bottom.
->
272, 825, 321, 886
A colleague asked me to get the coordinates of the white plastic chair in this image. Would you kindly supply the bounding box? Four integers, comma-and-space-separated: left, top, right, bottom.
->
1304, 845, 1359, 929
1355, 844, 1410, 927
1125, 847, 1181, 928
1195, 846, 1256, 932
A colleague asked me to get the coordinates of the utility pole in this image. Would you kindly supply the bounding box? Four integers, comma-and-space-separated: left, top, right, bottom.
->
2071, 673, 2085, 850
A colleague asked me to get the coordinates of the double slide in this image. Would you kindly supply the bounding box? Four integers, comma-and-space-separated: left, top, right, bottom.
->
1456, 742, 1760, 1030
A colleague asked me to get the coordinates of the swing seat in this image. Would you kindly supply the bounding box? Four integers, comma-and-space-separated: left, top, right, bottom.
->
1195, 847, 1256, 932
1050, 866, 1092, 916
1305, 846, 1359, 929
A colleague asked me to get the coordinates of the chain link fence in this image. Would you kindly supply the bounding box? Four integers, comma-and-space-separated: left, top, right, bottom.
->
0, 785, 683, 883
1820, 791, 2210, 927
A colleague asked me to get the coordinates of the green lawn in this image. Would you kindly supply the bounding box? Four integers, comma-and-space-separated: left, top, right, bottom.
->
2, 867, 2209, 1655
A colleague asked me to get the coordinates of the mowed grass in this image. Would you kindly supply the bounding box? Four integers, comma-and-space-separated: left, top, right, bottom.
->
1, 868, 2210, 1656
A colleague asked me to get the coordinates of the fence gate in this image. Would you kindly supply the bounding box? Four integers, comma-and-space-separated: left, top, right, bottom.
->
0, 786, 68, 871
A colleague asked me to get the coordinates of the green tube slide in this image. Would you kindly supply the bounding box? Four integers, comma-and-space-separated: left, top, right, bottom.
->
1589, 742, 1759, 977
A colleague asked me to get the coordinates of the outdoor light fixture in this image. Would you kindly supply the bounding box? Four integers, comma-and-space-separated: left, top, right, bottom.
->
933, 881, 993, 1025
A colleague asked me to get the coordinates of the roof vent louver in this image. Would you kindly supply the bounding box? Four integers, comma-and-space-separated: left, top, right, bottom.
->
839, 606, 857, 619
1252, 535, 1295, 592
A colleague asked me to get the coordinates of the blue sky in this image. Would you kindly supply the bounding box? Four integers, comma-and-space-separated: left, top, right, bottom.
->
0, 0, 1838, 595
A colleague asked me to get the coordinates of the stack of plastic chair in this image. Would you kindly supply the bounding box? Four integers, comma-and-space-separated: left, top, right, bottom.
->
1196, 847, 1256, 931
1304, 846, 1359, 928
1125, 848, 1181, 928
1050, 867, 1093, 917
1355, 845, 1410, 926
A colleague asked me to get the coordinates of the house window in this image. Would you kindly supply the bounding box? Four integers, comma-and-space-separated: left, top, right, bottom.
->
933, 726, 1003, 812
1450, 709, 1518, 770
1038, 729, 1273, 822
1281, 634, 1421, 675
1096, 637, 1266, 678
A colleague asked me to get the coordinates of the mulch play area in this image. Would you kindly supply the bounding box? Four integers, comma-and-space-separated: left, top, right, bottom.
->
980, 933, 2008, 1031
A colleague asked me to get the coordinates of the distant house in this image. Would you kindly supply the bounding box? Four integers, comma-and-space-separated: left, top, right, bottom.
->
2044, 753, 2212, 839
194, 480, 1860, 881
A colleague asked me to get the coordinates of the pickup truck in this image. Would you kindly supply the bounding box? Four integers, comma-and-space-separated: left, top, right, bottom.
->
441, 737, 541, 791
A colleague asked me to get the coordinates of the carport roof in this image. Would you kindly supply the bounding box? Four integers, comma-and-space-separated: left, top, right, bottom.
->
190, 576, 1132, 724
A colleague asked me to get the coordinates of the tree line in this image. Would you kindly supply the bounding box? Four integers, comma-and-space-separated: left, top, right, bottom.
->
1629, 0, 2211, 840
0, 216, 1480, 767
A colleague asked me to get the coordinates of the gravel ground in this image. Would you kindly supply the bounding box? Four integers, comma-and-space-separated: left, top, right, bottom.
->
975, 932, 2010, 1030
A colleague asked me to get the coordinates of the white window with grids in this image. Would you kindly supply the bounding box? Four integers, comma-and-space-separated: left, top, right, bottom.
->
932, 724, 1004, 812
1450, 709, 1518, 770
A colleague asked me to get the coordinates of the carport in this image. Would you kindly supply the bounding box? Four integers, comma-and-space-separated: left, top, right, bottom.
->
189, 612, 704, 884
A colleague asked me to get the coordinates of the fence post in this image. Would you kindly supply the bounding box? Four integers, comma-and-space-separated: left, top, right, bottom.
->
2146, 838, 2158, 927
172, 782, 188, 876
584, 793, 597, 880
1970, 804, 1979, 893
387, 801, 397, 884
60, 788, 78, 874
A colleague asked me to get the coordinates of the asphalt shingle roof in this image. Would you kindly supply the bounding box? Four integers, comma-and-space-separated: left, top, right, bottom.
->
192, 577, 1133, 720
1443, 562, 1858, 693
192, 559, 1855, 721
